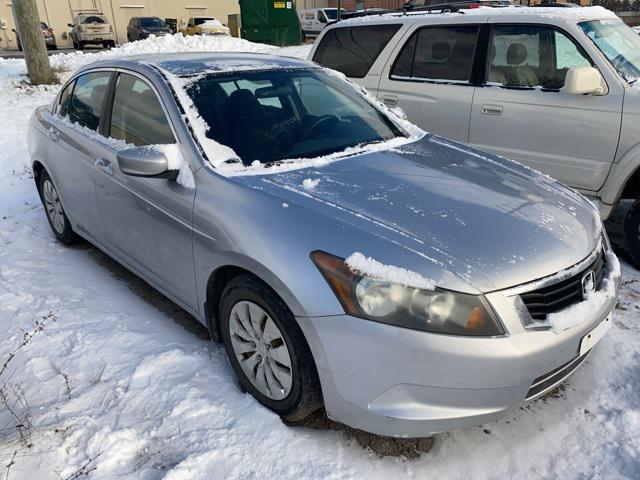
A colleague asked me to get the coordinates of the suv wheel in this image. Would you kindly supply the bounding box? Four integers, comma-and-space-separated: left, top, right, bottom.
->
78, 40, 85, 50
38, 170, 77, 244
624, 198, 640, 268
219, 275, 322, 421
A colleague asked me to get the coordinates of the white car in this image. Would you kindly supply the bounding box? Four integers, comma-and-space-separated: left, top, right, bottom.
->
68, 13, 115, 49
310, 6, 640, 266
298, 8, 346, 36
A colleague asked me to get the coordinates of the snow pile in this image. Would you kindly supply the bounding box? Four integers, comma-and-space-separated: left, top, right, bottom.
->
48, 33, 282, 77
546, 250, 621, 332
346, 252, 436, 290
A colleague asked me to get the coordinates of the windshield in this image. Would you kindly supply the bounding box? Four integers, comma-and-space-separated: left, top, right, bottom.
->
82, 16, 106, 24
323, 9, 345, 20
186, 69, 402, 165
194, 17, 216, 26
580, 19, 640, 83
140, 17, 166, 28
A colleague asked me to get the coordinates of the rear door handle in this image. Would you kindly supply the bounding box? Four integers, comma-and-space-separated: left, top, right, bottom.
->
481, 104, 503, 116
94, 158, 113, 176
382, 95, 398, 106
47, 127, 59, 142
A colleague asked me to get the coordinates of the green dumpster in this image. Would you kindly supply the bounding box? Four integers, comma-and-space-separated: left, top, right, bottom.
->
239, 0, 302, 46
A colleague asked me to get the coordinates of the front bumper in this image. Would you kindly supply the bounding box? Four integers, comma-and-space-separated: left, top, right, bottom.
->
298, 252, 620, 438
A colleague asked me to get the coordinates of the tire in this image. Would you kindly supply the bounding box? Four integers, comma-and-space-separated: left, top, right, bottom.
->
38, 170, 77, 245
624, 198, 640, 268
78, 40, 85, 50
220, 274, 323, 422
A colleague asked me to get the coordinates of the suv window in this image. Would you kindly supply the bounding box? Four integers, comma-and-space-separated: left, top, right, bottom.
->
488, 25, 591, 89
67, 72, 111, 131
109, 73, 175, 146
313, 24, 401, 78
391, 25, 479, 82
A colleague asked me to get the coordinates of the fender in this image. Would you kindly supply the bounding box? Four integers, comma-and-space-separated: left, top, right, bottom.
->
599, 141, 640, 206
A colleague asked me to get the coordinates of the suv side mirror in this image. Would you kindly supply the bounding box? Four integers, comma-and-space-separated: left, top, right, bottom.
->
116, 147, 177, 178
67, 23, 73, 28
564, 67, 604, 95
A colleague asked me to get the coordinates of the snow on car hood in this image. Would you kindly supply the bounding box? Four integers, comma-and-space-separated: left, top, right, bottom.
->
237, 135, 602, 293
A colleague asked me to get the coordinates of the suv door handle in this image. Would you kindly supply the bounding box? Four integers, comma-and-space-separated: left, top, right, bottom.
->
382, 95, 398, 106
47, 127, 59, 142
481, 104, 503, 116
95, 158, 114, 176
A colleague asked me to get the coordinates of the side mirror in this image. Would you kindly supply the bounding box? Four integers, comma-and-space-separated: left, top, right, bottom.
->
67, 23, 73, 28
564, 66, 604, 95
116, 147, 177, 178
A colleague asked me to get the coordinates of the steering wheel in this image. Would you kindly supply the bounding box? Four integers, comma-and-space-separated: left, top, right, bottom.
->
307, 115, 339, 137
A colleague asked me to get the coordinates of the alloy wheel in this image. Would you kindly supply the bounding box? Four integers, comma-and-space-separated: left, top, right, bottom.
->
229, 300, 293, 401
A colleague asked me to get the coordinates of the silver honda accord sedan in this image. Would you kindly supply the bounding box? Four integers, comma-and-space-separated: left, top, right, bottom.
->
27, 52, 621, 438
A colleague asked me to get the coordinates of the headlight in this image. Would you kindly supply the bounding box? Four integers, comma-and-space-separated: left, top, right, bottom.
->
311, 251, 503, 336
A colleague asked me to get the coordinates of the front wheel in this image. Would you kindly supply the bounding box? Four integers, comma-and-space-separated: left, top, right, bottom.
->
624, 198, 640, 268
38, 171, 77, 244
220, 275, 322, 421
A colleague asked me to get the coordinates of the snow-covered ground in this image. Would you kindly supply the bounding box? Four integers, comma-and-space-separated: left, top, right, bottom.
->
0, 35, 639, 479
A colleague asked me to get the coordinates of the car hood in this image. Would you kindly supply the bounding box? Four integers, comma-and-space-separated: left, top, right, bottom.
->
234, 135, 601, 293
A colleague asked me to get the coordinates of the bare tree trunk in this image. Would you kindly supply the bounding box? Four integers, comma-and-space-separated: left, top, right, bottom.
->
12, 0, 56, 85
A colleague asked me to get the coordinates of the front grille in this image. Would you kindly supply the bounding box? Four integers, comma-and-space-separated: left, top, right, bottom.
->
520, 250, 605, 322
526, 352, 590, 400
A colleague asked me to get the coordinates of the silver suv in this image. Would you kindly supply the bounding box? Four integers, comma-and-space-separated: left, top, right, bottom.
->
310, 7, 640, 266
68, 13, 116, 49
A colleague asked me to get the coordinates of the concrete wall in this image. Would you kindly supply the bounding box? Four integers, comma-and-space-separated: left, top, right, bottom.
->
0, 0, 241, 49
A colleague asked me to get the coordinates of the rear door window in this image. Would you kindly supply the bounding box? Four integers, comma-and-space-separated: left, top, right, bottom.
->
313, 24, 401, 78
55, 80, 75, 117
391, 25, 480, 82
67, 71, 111, 131
108, 73, 175, 146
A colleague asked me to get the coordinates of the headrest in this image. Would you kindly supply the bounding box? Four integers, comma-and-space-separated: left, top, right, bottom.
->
432, 41, 451, 61
507, 43, 528, 66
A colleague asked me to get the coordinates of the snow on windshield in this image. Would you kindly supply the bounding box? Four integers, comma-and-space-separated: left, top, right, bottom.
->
163, 64, 424, 177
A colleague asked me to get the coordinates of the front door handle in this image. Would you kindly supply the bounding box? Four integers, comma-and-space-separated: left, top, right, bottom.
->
95, 158, 113, 176
47, 127, 59, 142
481, 104, 503, 116
382, 95, 398, 106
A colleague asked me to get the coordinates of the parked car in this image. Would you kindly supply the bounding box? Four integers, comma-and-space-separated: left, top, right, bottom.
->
311, 6, 640, 267
127, 16, 172, 42
13, 21, 57, 51
181, 17, 230, 36
28, 52, 620, 438
68, 13, 115, 49
298, 8, 346, 36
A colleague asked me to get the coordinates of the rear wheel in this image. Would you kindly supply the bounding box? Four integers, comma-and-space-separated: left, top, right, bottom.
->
220, 275, 322, 421
38, 171, 77, 244
624, 198, 640, 268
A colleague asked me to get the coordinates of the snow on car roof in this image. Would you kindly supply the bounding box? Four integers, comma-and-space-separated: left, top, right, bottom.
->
336, 6, 618, 26
79, 52, 314, 77
134, 52, 313, 76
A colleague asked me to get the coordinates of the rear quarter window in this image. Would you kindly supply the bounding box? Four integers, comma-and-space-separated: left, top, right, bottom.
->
312, 24, 401, 78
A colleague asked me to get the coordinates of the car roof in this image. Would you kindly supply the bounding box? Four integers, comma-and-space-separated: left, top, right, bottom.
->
333, 5, 618, 27
77, 52, 316, 77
